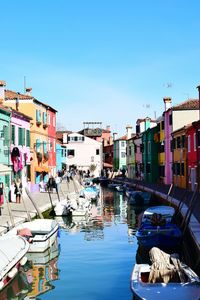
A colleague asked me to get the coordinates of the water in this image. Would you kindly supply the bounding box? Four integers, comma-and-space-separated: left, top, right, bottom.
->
2, 188, 142, 300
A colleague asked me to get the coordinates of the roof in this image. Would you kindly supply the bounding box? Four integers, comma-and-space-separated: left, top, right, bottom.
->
115, 135, 127, 141
5, 90, 57, 112
173, 99, 199, 110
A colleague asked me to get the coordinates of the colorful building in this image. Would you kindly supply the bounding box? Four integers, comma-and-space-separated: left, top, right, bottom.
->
113, 134, 127, 172
1, 83, 57, 190
163, 97, 200, 185
142, 126, 159, 183
156, 115, 165, 183
10, 109, 31, 192
171, 125, 188, 189
0, 104, 12, 201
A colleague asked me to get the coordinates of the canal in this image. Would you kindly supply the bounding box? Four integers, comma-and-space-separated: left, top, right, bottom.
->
1, 188, 147, 300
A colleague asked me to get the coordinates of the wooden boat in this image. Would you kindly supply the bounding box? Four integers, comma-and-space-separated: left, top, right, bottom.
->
0, 235, 29, 291
6, 219, 59, 253
131, 247, 200, 300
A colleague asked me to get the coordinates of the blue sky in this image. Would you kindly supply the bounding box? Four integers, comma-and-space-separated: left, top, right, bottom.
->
1, 0, 200, 136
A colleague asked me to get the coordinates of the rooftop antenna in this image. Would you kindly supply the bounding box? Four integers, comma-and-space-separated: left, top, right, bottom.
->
24, 76, 26, 94
154, 111, 157, 119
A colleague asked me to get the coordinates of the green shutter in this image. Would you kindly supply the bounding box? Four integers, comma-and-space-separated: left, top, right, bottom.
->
36, 139, 40, 152
11, 125, 15, 144
18, 127, 23, 145
22, 128, 25, 146
26, 130, 30, 147
3, 125, 9, 146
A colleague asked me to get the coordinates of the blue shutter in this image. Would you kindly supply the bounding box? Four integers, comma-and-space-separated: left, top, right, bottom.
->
36, 139, 40, 152
43, 141, 47, 154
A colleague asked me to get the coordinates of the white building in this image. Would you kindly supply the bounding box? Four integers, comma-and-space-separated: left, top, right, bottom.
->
63, 132, 103, 176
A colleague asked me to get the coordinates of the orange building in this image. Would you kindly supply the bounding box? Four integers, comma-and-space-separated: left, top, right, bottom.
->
1, 84, 57, 190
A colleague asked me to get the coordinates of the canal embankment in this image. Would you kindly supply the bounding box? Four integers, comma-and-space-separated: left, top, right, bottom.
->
112, 177, 200, 275
0, 179, 76, 235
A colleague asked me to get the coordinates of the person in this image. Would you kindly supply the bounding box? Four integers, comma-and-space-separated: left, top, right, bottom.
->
47, 175, 56, 192
39, 179, 46, 192
55, 174, 61, 192
14, 178, 22, 203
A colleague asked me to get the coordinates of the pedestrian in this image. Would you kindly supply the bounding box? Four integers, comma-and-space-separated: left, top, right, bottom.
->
55, 174, 61, 192
14, 178, 22, 203
47, 175, 56, 192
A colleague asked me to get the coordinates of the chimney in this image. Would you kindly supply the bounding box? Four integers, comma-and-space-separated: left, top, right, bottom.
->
0, 80, 6, 103
163, 97, 172, 111
25, 87, 32, 96
16, 92, 20, 111
113, 132, 118, 141
126, 124, 132, 139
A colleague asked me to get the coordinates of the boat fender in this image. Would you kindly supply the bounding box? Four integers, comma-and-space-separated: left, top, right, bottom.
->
8, 267, 18, 278
0, 281, 4, 290
20, 256, 28, 266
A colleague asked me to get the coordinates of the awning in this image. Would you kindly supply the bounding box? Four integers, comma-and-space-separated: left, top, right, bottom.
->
103, 162, 113, 168
34, 166, 50, 173
0, 164, 12, 174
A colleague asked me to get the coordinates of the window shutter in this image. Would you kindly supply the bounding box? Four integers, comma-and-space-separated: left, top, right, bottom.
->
11, 125, 15, 145
43, 141, 47, 153
26, 130, 30, 147
36, 139, 40, 152
43, 112, 47, 124
18, 127, 23, 145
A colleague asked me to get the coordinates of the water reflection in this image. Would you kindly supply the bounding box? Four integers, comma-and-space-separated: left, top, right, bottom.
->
24, 239, 60, 299
5, 187, 140, 300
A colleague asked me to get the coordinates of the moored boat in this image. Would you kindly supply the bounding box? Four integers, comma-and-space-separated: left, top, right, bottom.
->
0, 235, 29, 291
6, 219, 59, 253
130, 247, 200, 300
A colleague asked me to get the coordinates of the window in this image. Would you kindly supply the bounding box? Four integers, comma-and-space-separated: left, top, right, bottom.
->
198, 130, 200, 146
68, 149, 75, 156
74, 136, 78, 141
176, 136, 181, 148
96, 149, 100, 155
148, 141, 151, 154
146, 163, 151, 173
134, 144, 137, 153
181, 163, 184, 176
43, 112, 47, 124
18, 127, 23, 146
161, 120, 165, 130
169, 114, 172, 125
11, 125, 15, 145
170, 139, 175, 151
188, 136, 191, 152
62, 148, 67, 157
26, 130, 30, 147
159, 165, 165, 177
36, 139, 41, 152
121, 152, 126, 158
43, 141, 47, 154
121, 141, 125, 147
36, 109, 41, 122
136, 125, 140, 134
140, 144, 144, 153
182, 135, 185, 148
129, 146, 131, 155
194, 133, 196, 151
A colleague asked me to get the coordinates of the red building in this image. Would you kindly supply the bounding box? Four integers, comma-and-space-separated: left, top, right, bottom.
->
189, 120, 200, 191
47, 107, 57, 176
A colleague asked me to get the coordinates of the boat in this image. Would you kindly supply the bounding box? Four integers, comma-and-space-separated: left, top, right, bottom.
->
141, 205, 175, 225
6, 219, 59, 253
130, 247, 200, 300
126, 190, 151, 205
135, 204, 182, 249
0, 235, 29, 291
136, 223, 182, 249
79, 185, 99, 200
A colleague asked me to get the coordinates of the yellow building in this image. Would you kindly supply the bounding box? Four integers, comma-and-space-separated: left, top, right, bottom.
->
156, 115, 165, 183
171, 126, 187, 189
3, 87, 55, 187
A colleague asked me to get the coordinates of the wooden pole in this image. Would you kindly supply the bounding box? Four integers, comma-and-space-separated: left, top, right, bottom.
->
25, 187, 44, 219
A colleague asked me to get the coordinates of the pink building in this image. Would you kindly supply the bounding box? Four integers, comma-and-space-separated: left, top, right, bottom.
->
10, 109, 32, 194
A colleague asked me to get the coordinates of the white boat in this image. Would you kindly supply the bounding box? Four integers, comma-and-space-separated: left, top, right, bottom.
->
131, 263, 200, 300
6, 219, 59, 253
141, 205, 175, 225
26, 239, 60, 265
131, 247, 200, 300
0, 235, 29, 291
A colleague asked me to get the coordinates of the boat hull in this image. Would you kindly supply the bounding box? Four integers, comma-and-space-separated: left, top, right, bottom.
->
131, 264, 200, 300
